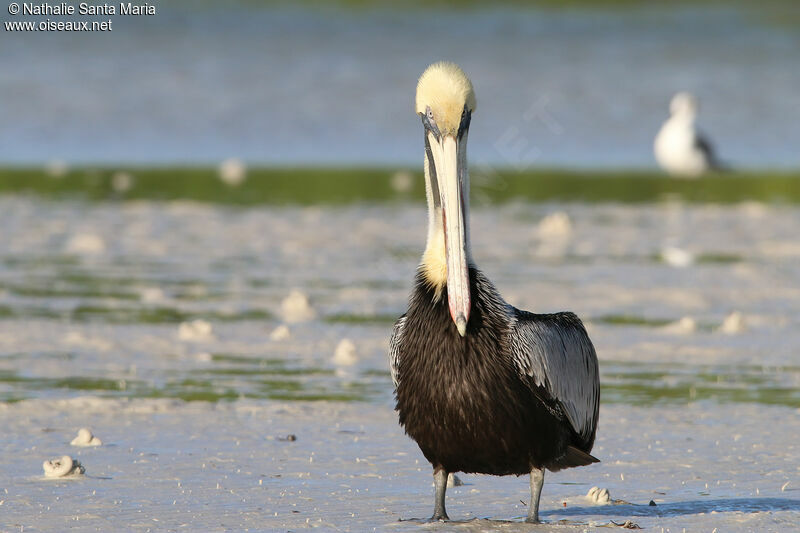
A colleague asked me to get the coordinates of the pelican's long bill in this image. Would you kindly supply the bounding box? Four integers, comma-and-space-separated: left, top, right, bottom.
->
425, 120, 471, 337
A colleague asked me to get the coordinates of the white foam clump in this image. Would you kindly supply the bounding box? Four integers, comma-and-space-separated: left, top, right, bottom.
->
219, 158, 247, 186
62, 331, 112, 351
390, 170, 414, 193
270, 324, 291, 341
139, 287, 166, 303
537, 212, 572, 239
586, 486, 611, 504
281, 290, 316, 323
45, 159, 69, 178
65, 233, 106, 255
178, 319, 215, 342
111, 171, 134, 192
718, 311, 746, 334
332, 339, 358, 366
661, 246, 694, 268
71, 428, 102, 447
43, 455, 85, 478
660, 316, 697, 335
740, 201, 768, 218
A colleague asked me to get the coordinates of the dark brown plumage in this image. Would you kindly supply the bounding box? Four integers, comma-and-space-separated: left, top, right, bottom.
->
394, 268, 597, 479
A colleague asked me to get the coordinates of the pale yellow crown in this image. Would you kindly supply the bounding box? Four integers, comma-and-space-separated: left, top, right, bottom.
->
415, 62, 477, 136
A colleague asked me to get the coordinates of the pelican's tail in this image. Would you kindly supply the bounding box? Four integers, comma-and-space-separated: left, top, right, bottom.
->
546, 446, 600, 472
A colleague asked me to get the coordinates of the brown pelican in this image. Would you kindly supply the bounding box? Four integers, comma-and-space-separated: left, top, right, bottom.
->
654, 92, 721, 177
389, 62, 600, 523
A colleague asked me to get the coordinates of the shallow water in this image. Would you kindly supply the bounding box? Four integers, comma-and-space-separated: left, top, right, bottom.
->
1, 197, 799, 407
1, 197, 799, 530
2, 3, 799, 168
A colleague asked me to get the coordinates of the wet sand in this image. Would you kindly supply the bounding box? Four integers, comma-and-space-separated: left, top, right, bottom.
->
0, 198, 799, 531
1, 398, 797, 531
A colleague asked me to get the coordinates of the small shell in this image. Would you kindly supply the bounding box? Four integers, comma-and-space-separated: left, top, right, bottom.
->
71, 428, 102, 447
718, 311, 746, 334
178, 319, 214, 342
659, 316, 697, 335
661, 246, 694, 268
586, 486, 611, 504
270, 324, 291, 341
65, 233, 106, 255
43, 456, 85, 478
332, 339, 358, 366
537, 212, 572, 240
281, 290, 315, 323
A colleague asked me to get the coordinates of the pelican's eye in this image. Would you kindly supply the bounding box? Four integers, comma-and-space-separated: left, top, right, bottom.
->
422, 105, 441, 139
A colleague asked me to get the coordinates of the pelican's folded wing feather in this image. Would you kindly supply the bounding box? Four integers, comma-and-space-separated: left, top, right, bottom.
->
508, 310, 600, 445
388, 315, 407, 389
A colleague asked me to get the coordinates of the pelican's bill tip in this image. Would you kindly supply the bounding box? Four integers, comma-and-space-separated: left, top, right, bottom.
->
456, 314, 467, 337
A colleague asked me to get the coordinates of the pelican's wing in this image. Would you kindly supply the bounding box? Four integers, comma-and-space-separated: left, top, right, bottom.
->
388, 315, 407, 389
508, 310, 600, 445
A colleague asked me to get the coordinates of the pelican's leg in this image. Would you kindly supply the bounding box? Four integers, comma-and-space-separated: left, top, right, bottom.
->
431, 467, 449, 521
526, 467, 545, 523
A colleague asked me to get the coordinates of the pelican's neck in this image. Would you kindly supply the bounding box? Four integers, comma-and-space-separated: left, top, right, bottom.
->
420, 148, 472, 295
421, 208, 447, 295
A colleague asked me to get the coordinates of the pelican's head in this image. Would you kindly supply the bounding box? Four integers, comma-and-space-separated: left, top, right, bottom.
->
670, 91, 698, 119
416, 62, 476, 137
416, 62, 476, 337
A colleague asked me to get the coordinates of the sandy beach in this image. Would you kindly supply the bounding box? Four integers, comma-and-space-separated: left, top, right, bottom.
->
0, 198, 798, 531
2, 398, 797, 532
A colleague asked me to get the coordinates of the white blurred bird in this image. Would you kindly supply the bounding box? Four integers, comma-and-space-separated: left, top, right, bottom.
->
654, 92, 721, 177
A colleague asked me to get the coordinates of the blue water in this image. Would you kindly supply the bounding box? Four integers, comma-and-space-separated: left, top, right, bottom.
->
2, 2, 798, 168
